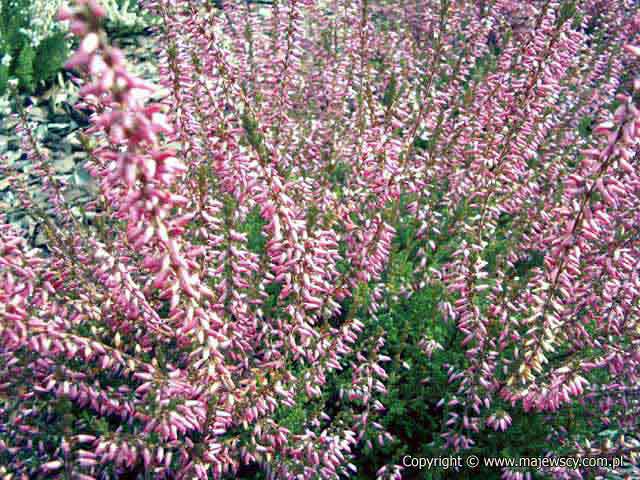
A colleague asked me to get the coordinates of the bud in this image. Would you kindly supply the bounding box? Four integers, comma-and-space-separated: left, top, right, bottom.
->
624, 44, 640, 57
56, 5, 73, 21
80, 33, 100, 55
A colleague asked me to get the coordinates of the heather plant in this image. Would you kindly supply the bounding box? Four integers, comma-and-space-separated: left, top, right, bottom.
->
349, 241, 623, 479
1, 1, 640, 480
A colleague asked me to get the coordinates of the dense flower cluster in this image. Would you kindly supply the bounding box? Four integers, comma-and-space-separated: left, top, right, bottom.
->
1, 0, 640, 479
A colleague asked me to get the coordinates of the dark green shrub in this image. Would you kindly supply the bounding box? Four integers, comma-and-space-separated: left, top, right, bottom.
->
342, 213, 614, 479
0, 0, 69, 94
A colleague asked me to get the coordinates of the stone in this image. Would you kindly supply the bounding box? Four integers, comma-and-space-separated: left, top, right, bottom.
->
53, 156, 75, 174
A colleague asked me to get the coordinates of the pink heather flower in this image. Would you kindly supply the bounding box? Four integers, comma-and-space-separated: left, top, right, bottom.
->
41, 460, 64, 471
56, 4, 73, 20
486, 411, 512, 432
624, 44, 640, 57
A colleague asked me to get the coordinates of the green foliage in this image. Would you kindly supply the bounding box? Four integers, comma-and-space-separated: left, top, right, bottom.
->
329, 160, 349, 185
103, 0, 149, 33
0, 62, 7, 93
116, 0, 138, 8
578, 115, 593, 139
558, 0, 578, 26
242, 206, 268, 254
352, 285, 458, 479
14, 42, 35, 92
382, 75, 398, 108
242, 111, 267, 157
342, 276, 600, 479
0, 0, 69, 94
337, 210, 609, 479
0, 0, 30, 47
33, 31, 69, 86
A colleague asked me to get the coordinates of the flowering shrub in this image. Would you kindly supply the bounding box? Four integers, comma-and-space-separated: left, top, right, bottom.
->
1, 0, 640, 479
